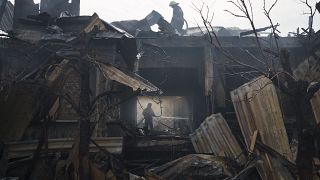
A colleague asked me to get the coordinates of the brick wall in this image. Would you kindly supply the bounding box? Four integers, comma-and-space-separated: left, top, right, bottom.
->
57, 69, 81, 120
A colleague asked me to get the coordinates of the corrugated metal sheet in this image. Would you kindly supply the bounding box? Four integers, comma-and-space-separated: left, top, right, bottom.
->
231, 76, 294, 180
190, 113, 246, 165
311, 90, 320, 124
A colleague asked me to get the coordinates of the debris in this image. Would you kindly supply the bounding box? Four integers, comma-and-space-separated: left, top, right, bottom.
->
190, 113, 246, 165
0, 0, 13, 32
129, 173, 145, 180
96, 62, 160, 92
290, 139, 299, 162
311, 90, 320, 124
240, 24, 280, 37
293, 53, 320, 82
231, 76, 295, 179
145, 154, 236, 180
5, 137, 123, 159
249, 130, 258, 154
111, 10, 176, 36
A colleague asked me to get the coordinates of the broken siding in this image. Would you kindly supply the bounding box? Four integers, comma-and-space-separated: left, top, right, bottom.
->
231, 76, 294, 180
311, 90, 320, 124
190, 113, 246, 165
96, 62, 159, 92
146, 154, 234, 180
0, 0, 13, 32
293, 54, 320, 82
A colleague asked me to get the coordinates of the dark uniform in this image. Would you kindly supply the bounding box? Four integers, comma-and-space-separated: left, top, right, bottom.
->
170, 4, 184, 34
143, 105, 155, 131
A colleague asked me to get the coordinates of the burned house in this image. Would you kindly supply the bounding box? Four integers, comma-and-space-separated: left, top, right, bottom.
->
0, 0, 320, 180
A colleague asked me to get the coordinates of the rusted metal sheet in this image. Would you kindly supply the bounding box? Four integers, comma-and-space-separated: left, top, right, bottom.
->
231, 76, 294, 180
190, 113, 246, 165
5, 137, 123, 159
311, 90, 320, 124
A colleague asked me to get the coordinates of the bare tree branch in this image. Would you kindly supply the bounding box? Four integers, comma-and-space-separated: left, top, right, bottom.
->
227, 0, 267, 68
263, 0, 279, 70
192, 2, 266, 75
227, 0, 246, 14
300, 0, 316, 34
224, 10, 247, 18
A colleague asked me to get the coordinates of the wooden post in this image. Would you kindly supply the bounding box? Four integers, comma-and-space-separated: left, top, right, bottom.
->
78, 32, 92, 180
78, 59, 91, 180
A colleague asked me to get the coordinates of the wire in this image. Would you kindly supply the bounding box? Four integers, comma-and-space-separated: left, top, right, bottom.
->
137, 97, 144, 110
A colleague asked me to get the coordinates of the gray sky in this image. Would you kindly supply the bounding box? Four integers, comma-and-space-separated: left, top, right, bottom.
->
11, 0, 320, 35
78, 0, 320, 36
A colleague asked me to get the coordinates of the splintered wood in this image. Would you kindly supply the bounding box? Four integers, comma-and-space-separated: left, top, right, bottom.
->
190, 113, 246, 165
311, 90, 320, 124
231, 76, 294, 180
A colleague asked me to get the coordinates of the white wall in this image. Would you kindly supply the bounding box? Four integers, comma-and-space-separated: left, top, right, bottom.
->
137, 96, 192, 131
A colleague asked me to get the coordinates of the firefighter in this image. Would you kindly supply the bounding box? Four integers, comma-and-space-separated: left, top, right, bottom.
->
169, 1, 184, 34
143, 103, 156, 133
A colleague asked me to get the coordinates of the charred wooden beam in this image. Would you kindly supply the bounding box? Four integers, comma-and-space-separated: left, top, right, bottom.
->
5, 137, 123, 159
